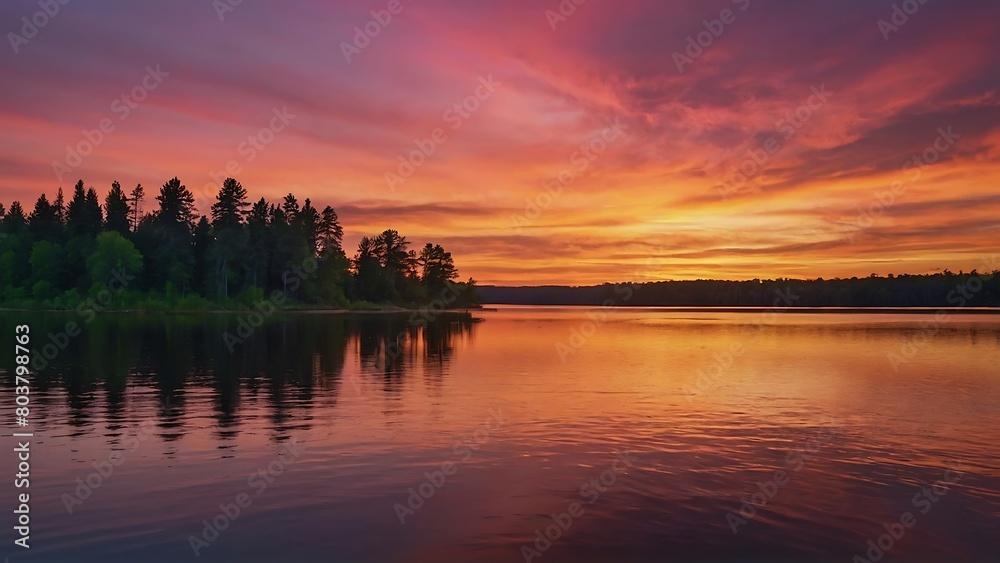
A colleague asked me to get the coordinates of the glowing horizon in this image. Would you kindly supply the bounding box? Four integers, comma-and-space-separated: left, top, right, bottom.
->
2, 0, 998, 285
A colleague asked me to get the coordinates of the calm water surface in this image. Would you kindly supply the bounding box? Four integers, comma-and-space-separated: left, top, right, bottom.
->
2, 307, 999, 562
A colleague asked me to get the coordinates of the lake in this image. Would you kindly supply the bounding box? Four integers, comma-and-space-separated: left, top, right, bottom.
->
2, 306, 999, 562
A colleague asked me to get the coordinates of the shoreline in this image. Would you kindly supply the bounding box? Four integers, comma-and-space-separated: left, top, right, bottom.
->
479, 305, 1000, 314
0, 305, 995, 315
0, 306, 493, 315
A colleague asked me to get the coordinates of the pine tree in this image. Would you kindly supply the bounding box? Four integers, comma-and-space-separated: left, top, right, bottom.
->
0, 202, 31, 292
66, 180, 88, 237
65, 181, 102, 289
128, 184, 145, 232
297, 198, 321, 255
84, 187, 104, 234
210, 178, 249, 230
246, 198, 271, 289
28, 194, 62, 242
0, 175, 478, 308
152, 178, 197, 294
53, 187, 65, 223
418, 243, 458, 292
155, 177, 196, 232
104, 181, 131, 235
209, 179, 249, 298
318, 206, 344, 256
192, 216, 212, 296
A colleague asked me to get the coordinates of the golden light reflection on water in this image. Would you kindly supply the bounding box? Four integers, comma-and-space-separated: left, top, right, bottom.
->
3, 308, 998, 562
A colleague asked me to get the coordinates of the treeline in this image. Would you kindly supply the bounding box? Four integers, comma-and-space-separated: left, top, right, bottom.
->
0, 178, 479, 310
480, 272, 1000, 308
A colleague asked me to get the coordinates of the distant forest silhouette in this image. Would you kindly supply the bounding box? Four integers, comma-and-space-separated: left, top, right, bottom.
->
0, 178, 480, 310
480, 271, 1000, 308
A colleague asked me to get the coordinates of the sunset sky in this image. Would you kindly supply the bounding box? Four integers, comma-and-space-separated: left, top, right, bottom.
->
2, 0, 998, 285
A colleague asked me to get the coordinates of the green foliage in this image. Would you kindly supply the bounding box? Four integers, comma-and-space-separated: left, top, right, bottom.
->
29, 240, 64, 286
208, 179, 250, 299
174, 293, 215, 312
31, 280, 55, 301
1, 176, 479, 312
309, 250, 351, 307
478, 274, 1000, 308
353, 235, 393, 302
2, 285, 27, 303
1, 203, 32, 288
0, 250, 17, 289
237, 286, 265, 307
54, 289, 82, 309
418, 243, 458, 293
86, 231, 143, 287
150, 177, 197, 293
